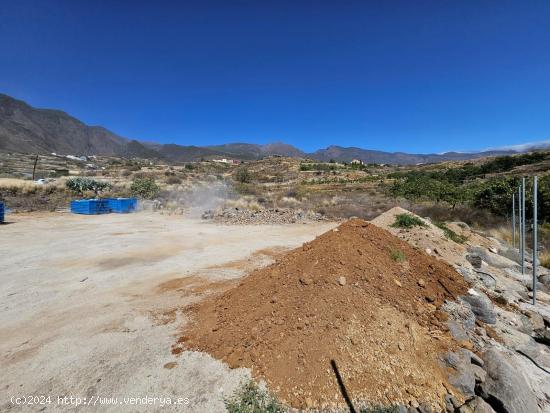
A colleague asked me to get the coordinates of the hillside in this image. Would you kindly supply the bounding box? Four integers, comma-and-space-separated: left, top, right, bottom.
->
1, 93, 548, 165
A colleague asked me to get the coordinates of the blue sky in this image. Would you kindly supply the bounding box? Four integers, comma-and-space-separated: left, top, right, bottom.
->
1, 1, 549, 153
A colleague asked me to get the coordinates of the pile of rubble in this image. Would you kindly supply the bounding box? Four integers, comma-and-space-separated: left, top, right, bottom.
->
201, 207, 325, 225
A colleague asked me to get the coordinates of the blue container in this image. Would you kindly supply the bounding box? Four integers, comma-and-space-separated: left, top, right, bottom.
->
70, 199, 110, 215
0, 201, 4, 223
107, 198, 137, 213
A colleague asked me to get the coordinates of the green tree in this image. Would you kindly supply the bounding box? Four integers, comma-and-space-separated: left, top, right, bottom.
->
66, 177, 111, 196
130, 177, 160, 199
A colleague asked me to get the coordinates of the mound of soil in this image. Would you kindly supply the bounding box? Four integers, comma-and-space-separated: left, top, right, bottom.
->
371, 207, 468, 267
178, 219, 469, 410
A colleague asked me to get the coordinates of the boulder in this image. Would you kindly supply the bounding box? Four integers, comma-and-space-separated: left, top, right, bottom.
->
498, 247, 521, 265
465, 396, 496, 413
469, 246, 519, 270
444, 349, 477, 397
461, 290, 497, 324
466, 254, 483, 269
479, 348, 538, 413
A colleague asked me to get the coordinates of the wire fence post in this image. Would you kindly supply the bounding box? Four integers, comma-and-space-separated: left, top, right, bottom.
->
518, 184, 521, 253
533, 176, 538, 305
512, 193, 516, 248
521, 177, 526, 274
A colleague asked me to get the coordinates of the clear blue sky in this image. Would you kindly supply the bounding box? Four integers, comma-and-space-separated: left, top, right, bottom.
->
1, 1, 549, 153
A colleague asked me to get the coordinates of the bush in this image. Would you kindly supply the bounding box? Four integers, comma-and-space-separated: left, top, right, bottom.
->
66, 177, 111, 195
166, 176, 182, 185
225, 381, 284, 413
390, 214, 428, 229
131, 177, 160, 199
389, 248, 406, 262
234, 168, 252, 183
434, 222, 467, 244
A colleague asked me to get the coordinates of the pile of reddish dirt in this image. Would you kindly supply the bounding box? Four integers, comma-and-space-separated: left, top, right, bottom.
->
177, 219, 469, 410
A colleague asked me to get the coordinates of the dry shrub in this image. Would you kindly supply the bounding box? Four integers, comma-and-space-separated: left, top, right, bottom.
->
166, 176, 182, 185
540, 250, 550, 268
279, 196, 301, 207
412, 203, 507, 228
226, 196, 261, 211
486, 225, 513, 244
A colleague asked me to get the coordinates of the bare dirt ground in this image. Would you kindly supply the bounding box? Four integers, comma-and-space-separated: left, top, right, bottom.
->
0, 212, 335, 412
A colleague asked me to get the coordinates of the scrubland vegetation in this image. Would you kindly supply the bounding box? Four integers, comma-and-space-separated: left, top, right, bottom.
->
1, 150, 549, 255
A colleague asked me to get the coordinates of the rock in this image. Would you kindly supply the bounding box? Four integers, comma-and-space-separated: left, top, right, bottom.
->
425, 295, 435, 303
444, 394, 456, 412
469, 246, 519, 269
471, 364, 486, 383
466, 254, 482, 269
451, 367, 476, 397
444, 349, 476, 397
443, 300, 476, 340
299, 276, 313, 286
488, 247, 498, 254
466, 397, 496, 413
418, 402, 432, 413
394, 279, 403, 287
461, 290, 496, 324
479, 348, 538, 413
417, 278, 426, 288
470, 351, 484, 367
540, 274, 550, 286
494, 295, 508, 305
338, 276, 346, 286
457, 405, 474, 413
448, 320, 469, 341
534, 329, 550, 345
425, 248, 432, 255
524, 310, 545, 332
499, 247, 522, 265
477, 272, 497, 289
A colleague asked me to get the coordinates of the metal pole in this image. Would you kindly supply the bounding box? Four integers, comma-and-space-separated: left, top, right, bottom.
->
518, 186, 523, 254
521, 177, 526, 274
533, 176, 538, 305
512, 193, 516, 248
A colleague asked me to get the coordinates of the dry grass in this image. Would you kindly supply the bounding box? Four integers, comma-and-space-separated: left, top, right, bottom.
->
540, 250, 550, 269
486, 225, 513, 245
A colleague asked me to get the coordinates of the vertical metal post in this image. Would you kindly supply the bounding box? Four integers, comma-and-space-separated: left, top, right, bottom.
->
518, 186, 523, 255
533, 176, 538, 305
521, 177, 526, 274
512, 193, 516, 248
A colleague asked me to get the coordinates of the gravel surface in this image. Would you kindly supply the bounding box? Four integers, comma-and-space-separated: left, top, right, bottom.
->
0, 212, 335, 412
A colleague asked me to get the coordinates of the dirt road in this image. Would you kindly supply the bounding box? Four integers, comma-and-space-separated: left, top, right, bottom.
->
0, 212, 335, 412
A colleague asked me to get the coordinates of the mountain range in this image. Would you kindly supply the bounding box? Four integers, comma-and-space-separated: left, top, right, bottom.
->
1, 93, 548, 165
